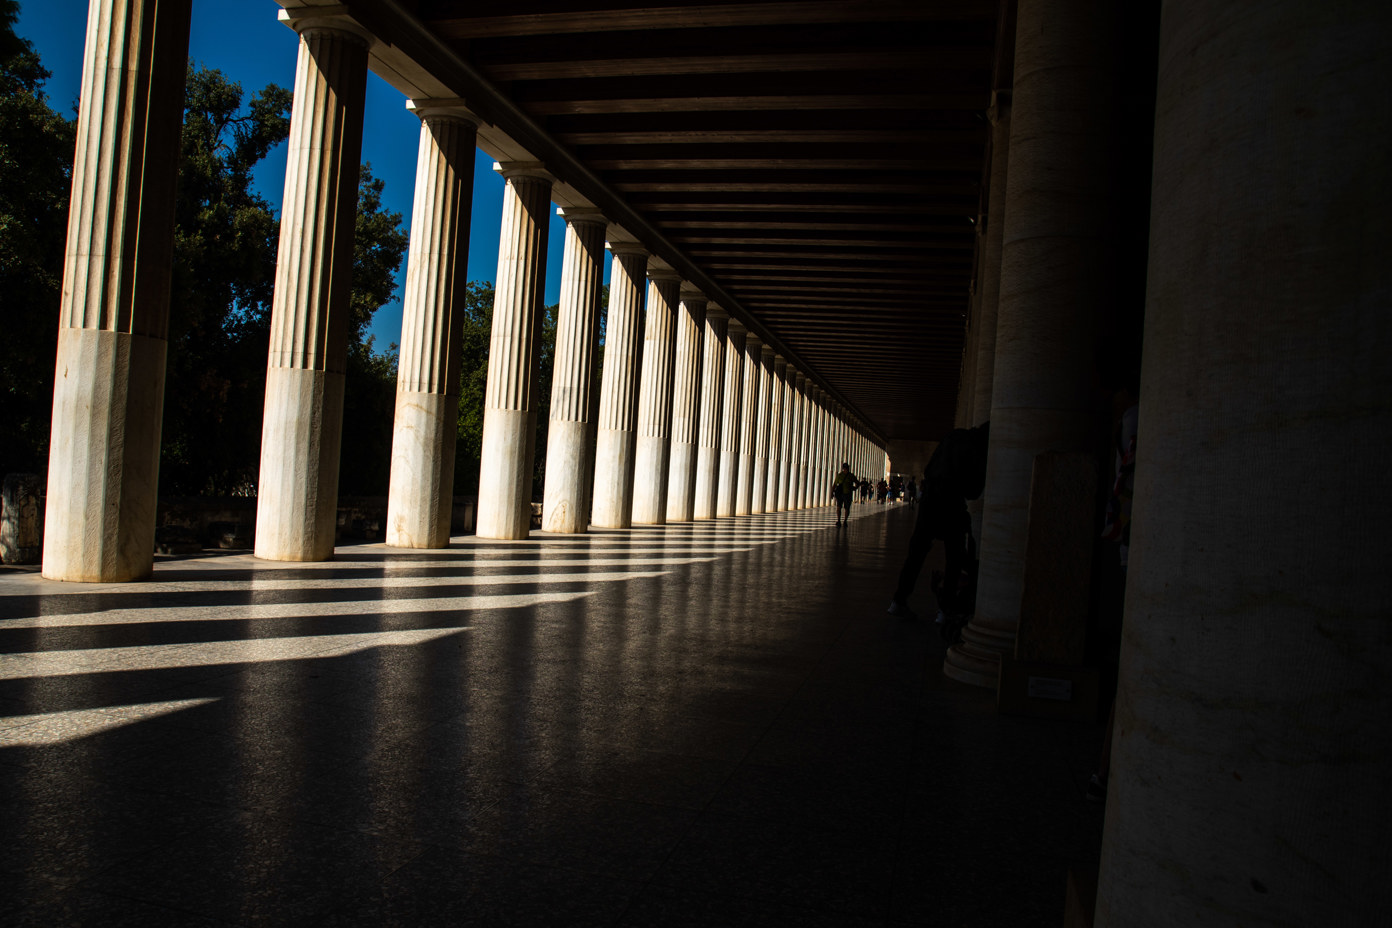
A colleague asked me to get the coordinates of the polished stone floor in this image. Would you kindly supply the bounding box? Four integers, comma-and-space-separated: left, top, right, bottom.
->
0, 503, 1105, 927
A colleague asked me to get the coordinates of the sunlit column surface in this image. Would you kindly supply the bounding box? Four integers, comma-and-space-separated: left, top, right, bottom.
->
776, 367, 796, 510
255, 20, 370, 561
43, 0, 192, 582
665, 290, 706, 522
632, 271, 682, 524
386, 107, 476, 548
692, 306, 728, 519
474, 165, 553, 540
590, 245, 648, 529
756, 351, 782, 513
716, 321, 746, 517
541, 209, 607, 533
734, 334, 762, 516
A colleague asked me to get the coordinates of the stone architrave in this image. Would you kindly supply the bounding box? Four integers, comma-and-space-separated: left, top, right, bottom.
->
716, 322, 746, 517
692, 306, 728, 519
1095, 4, 1392, 925
254, 19, 370, 563
475, 165, 554, 540
386, 107, 477, 549
590, 245, 648, 529
734, 334, 762, 516
632, 271, 682, 524
42, 0, 191, 582
760, 354, 785, 513
541, 208, 607, 533
945, 0, 1119, 687
665, 290, 706, 522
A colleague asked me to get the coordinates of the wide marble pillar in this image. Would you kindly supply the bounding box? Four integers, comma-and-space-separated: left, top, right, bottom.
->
973, 93, 1011, 427
1094, 3, 1392, 925
42, 0, 192, 582
758, 352, 784, 513
945, 0, 1118, 686
541, 209, 607, 534
385, 107, 476, 548
715, 322, 746, 517
775, 368, 796, 510
665, 290, 706, 522
255, 21, 370, 562
590, 245, 648, 529
790, 374, 810, 509
632, 271, 682, 524
734, 334, 762, 516
692, 306, 727, 519
474, 165, 553, 540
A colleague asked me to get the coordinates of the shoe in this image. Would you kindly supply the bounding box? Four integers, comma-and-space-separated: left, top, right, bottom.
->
887, 599, 918, 620
1086, 774, 1107, 803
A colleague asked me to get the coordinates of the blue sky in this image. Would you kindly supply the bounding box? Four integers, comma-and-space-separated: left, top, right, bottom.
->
16, 0, 592, 350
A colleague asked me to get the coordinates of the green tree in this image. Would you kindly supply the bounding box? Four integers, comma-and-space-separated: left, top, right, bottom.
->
454, 280, 494, 496
0, 0, 75, 474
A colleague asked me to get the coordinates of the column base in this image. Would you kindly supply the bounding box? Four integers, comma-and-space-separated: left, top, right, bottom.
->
477, 406, 536, 540
386, 390, 457, 549
542, 419, 591, 534
591, 427, 635, 529
943, 620, 1017, 688
255, 366, 345, 561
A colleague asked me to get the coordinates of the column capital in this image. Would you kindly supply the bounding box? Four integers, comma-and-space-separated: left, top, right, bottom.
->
773, 355, 788, 373
494, 160, 555, 184
606, 240, 649, 258
760, 344, 776, 362
726, 318, 746, 337
277, 6, 374, 47
406, 98, 481, 125
793, 371, 807, 387
744, 333, 762, 352
556, 205, 607, 228
704, 303, 727, 321
679, 284, 707, 305
647, 266, 683, 283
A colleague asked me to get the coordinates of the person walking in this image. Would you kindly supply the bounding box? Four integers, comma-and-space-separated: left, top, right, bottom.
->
831, 462, 856, 526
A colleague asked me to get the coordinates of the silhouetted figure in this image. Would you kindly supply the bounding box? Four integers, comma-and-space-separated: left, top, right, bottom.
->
886, 422, 990, 623
831, 462, 855, 526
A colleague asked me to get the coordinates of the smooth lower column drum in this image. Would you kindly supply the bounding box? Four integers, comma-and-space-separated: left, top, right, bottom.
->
590, 245, 648, 529
716, 322, 746, 517
385, 108, 476, 549
475, 165, 553, 540
946, 0, 1120, 687
1095, 4, 1392, 925
692, 306, 727, 520
632, 272, 681, 524
541, 209, 607, 534
255, 21, 370, 562
665, 290, 706, 522
734, 334, 761, 516
43, 0, 192, 582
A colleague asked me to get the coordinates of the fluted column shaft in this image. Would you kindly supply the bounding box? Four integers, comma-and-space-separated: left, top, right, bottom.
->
386, 111, 476, 549
632, 273, 682, 524
42, 0, 191, 582
692, 307, 727, 519
790, 374, 808, 509
734, 335, 761, 516
591, 247, 648, 528
776, 369, 796, 510
974, 97, 1011, 427
758, 353, 784, 513
541, 210, 607, 533
475, 167, 553, 540
255, 24, 369, 562
716, 323, 746, 517
748, 346, 773, 514
665, 293, 706, 522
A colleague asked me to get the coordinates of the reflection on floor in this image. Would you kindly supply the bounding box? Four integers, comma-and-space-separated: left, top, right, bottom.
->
0, 503, 1105, 927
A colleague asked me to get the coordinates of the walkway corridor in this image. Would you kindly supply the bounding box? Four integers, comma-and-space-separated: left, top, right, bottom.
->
0, 505, 1105, 927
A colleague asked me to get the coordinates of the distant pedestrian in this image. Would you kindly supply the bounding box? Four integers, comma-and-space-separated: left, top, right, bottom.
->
831, 462, 856, 526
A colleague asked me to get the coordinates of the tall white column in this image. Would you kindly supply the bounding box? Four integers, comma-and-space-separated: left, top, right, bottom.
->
632, 271, 682, 524
541, 208, 607, 533
475, 165, 553, 540
759, 353, 784, 513
591, 245, 648, 529
386, 107, 476, 549
692, 306, 727, 519
734, 334, 761, 516
42, 0, 192, 582
776, 368, 797, 511
716, 321, 746, 517
665, 289, 706, 522
790, 373, 809, 509
255, 21, 370, 562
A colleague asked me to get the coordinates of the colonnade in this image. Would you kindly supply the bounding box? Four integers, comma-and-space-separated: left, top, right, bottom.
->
38, 2, 885, 579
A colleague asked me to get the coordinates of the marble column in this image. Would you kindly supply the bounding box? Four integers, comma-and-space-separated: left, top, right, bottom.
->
541, 208, 607, 534
791, 374, 810, 509
475, 165, 553, 540
716, 321, 746, 517
692, 306, 727, 519
758, 353, 784, 513
254, 21, 370, 562
734, 334, 762, 516
42, 0, 191, 582
590, 245, 648, 529
945, 0, 1118, 686
776, 369, 797, 511
632, 271, 682, 524
973, 93, 1010, 427
386, 107, 476, 549
665, 289, 706, 522
1095, 3, 1392, 925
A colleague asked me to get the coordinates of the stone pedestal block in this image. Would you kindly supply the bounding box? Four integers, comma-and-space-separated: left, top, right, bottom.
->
2, 474, 43, 565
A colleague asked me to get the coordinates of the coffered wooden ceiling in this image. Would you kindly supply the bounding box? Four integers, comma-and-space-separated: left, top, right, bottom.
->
365, 0, 1007, 441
